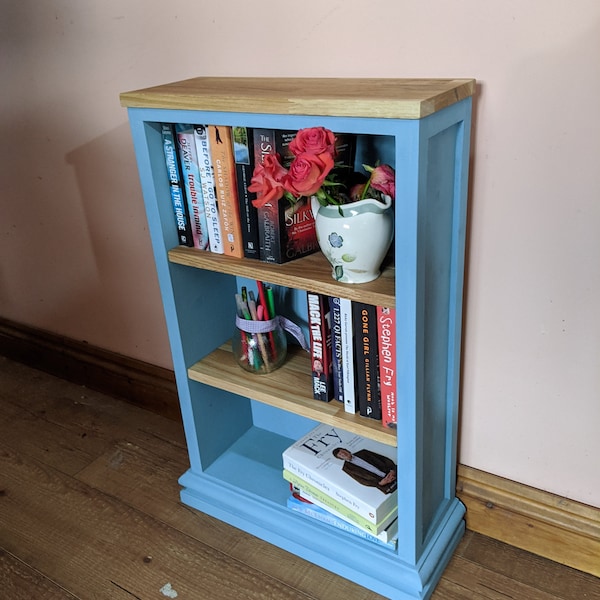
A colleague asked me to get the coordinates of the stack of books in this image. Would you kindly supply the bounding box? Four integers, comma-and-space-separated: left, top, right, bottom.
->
282, 424, 398, 549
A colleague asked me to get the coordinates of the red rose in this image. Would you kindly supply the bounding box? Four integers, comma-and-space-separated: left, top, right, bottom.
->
249, 153, 287, 208
289, 127, 336, 157
283, 152, 334, 198
370, 164, 395, 199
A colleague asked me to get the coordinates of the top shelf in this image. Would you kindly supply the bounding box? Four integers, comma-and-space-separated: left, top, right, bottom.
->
168, 246, 395, 308
120, 77, 476, 119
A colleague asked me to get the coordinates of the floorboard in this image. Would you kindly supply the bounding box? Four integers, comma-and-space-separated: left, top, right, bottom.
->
0, 356, 598, 600
0, 548, 79, 600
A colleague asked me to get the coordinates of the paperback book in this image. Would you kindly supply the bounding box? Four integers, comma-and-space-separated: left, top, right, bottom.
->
208, 125, 244, 258
193, 124, 224, 253
175, 124, 210, 251
307, 292, 333, 402
282, 424, 397, 533
328, 296, 344, 404
377, 306, 397, 429
339, 298, 357, 413
232, 126, 259, 259
159, 123, 193, 247
353, 302, 382, 420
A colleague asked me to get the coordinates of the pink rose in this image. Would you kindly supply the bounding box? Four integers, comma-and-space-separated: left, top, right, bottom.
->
349, 183, 367, 202
289, 127, 336, 157
369, 164, 395, 199
283, 152, 334, 198
249, 153, 287, 208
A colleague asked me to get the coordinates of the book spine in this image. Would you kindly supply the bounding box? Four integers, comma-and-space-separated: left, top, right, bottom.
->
209, 125, 244, 258
232, 126, 259, 259
282, 469, 392, 534
377, 306, 397, 429
252, 128, 280, 263
286, 494, 396, 549
175, 124, 210, 251
353, 302, 382, 420
339, 298, 356, 413
307, 292, 333, 402
160, 123, 193, 247
193, 125, 224, 253
329, 297, 344, 403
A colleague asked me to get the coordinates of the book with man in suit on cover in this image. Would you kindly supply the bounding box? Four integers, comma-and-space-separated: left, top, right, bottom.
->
282, 424, 397, 533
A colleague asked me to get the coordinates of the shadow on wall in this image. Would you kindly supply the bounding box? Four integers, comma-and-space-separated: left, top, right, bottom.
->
61, 123, 167, 358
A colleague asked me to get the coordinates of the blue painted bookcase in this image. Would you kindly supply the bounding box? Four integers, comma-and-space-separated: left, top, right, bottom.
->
120, 78, 475, 600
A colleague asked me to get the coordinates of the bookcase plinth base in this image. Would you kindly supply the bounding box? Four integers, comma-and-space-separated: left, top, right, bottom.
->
179, 468, 465, 600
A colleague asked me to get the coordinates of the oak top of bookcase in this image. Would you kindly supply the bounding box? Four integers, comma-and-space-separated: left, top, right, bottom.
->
120, 77, 475, 119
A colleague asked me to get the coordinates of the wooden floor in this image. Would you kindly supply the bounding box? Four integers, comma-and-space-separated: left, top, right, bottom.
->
0, 356, 598, 600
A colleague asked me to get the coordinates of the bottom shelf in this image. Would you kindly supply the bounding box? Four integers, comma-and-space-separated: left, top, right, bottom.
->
178, 425, 465, 600
202, 424, 293, 503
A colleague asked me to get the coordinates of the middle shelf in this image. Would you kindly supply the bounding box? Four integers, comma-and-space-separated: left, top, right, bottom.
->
169, 246, 396, 308
188, 341, 397, 447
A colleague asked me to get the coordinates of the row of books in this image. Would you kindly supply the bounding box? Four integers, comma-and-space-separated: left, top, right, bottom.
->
283, 423, 398, 549
307, 292, 397, 429
160, 122, 356, 264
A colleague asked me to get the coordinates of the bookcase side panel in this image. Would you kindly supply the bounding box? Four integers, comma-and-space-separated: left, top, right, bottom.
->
391, 119, 423, 564
391, 100, 471, 566
417, 99, 472, 551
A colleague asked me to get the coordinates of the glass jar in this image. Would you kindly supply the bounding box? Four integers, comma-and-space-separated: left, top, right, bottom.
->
232, 316, 288, 374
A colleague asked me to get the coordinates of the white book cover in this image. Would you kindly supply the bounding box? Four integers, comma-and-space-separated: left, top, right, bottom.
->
282, 424, 397, 525
339, 297, 356, 413
193, 124, 224, 254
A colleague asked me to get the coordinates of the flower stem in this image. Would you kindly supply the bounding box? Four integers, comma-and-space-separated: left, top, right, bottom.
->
360, 178, 372, 200
360, 163, 375, 200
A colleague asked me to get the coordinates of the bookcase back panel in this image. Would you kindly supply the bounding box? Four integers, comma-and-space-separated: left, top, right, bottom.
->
250, 400, 317, 440
185, 381, 254, 471
203, 425, 294, 503
168, 265, 236, 362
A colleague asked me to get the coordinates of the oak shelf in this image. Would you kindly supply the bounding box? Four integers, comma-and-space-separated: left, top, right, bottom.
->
121, 76, 475, 119
168, 246, 395, 308
188, 343, 397, 447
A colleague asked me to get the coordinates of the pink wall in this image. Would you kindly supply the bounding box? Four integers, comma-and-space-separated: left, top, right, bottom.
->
2, 2, 599, 506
